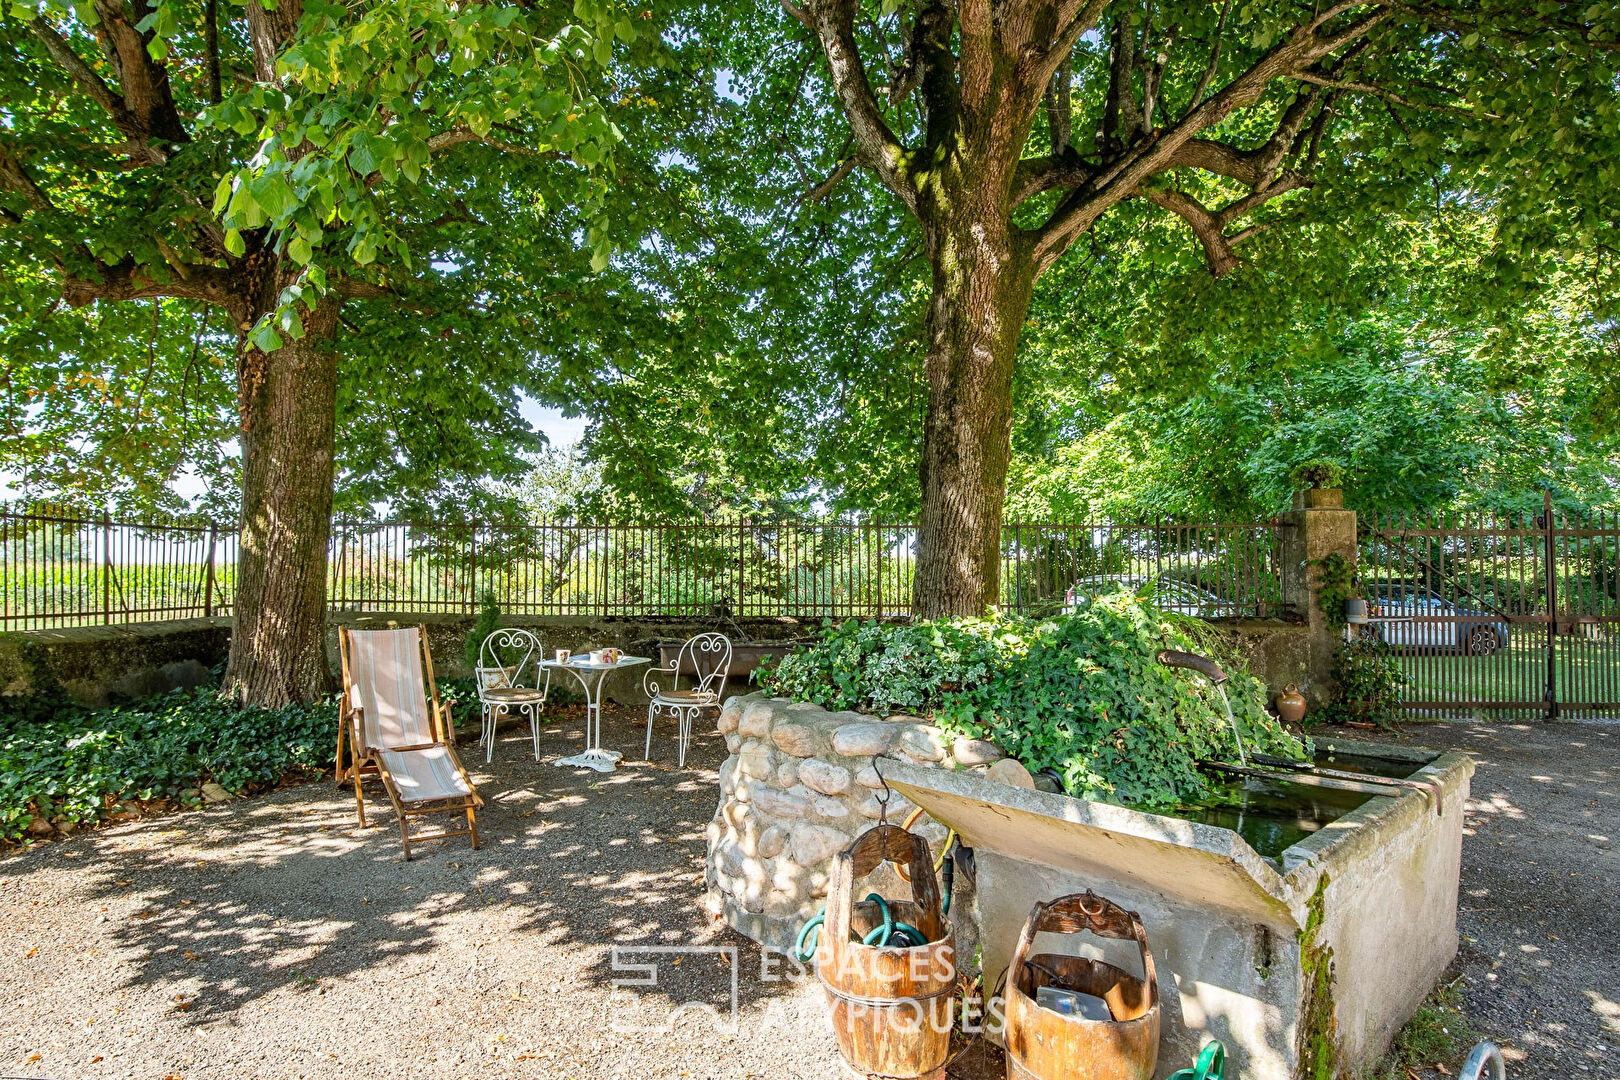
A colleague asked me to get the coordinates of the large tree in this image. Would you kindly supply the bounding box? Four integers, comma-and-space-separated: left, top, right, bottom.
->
2, 0, 639, 703
773, 0, 1620, 615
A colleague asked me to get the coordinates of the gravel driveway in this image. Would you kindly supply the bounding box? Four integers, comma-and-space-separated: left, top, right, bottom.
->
1, 707, 1615, 1079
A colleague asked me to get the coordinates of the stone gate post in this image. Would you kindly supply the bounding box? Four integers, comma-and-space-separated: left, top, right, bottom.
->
1279, 490, 1357, 711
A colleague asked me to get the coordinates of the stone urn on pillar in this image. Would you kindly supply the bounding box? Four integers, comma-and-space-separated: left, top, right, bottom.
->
1289, 459, 1347, 511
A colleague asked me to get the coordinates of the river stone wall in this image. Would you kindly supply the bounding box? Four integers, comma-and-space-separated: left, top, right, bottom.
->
704, 691, 1004, 950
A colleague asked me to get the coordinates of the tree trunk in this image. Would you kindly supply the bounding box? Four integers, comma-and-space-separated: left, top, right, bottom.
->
911, 207, 1035, 618
223, 275, 342, 706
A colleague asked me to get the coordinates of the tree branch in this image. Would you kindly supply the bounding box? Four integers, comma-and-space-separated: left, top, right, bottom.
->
1142, 188, 1239, 276
58, 258, 245, 315
0, 140, 61, 215
1185, 0, 1233, 115
1287, 72, 1502, 119
800, 156, 860, 203
1011, 153, 1095, 206
1392, 2, 1620, 52
1030, 4, 1393, 272
426, 127, 559, 156
27, 16, 144, 140
89, 0, 189, 143
1045, 63, 1073, 155
803, 0, 915, 207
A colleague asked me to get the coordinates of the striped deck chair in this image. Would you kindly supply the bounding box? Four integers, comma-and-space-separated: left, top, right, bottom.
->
338, 626, 482, 859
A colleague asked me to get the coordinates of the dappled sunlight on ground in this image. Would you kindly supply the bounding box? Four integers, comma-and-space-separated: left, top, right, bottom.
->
0, 706, 844, 1079
1345, 719, 1619, 1080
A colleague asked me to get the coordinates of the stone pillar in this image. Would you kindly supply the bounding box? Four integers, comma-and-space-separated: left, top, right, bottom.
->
1279, 493, 1357, 712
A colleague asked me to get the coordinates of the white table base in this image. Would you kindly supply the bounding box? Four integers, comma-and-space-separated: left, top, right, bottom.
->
555, 747, 624, 773
543, 657, 648, 773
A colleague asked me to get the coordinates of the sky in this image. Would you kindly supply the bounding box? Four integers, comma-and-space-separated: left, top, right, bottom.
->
521, 397, 589, 448
2, 394, 586, 507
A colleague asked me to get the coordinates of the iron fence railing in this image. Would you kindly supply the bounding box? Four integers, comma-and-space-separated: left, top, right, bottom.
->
1358, 503, 1620, 719
1, 508, 1282, 629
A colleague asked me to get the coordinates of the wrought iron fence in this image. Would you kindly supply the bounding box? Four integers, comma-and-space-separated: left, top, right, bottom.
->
0, 507, 234, 630
1358, 501, 1620, 719
2, 508, 1282, 629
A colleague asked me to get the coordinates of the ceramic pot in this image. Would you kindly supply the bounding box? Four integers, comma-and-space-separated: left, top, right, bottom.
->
1276, 684, 1307, 724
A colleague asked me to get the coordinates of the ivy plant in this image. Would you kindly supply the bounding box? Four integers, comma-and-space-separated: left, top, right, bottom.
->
758, 595, 1308, 809
0, 686, 350, 842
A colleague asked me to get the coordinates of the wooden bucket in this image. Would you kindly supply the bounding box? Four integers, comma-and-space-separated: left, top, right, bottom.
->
817, 823, 957, 1080
1003, 890, 1161, 1080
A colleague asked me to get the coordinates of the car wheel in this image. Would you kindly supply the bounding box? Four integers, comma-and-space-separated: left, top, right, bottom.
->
1465, 626, 1500, 656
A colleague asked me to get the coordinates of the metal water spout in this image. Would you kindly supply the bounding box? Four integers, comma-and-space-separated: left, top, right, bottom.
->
1156, 649, 1247, 767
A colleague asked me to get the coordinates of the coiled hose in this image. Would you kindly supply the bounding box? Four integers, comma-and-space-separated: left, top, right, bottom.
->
793, 871, 949, 963
1167, 1040, 1226, 1080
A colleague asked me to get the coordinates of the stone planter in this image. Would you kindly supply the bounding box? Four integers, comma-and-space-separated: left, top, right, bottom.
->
1292, 487, 1345, 510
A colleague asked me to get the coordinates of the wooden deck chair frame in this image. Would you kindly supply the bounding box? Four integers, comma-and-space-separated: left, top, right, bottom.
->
337, 625, 483, 859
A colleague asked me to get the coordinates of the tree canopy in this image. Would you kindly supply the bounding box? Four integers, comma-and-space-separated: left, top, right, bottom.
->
4, 0, 1619, 613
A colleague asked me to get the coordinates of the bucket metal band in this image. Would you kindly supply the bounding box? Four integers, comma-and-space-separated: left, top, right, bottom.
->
817, 973, 959, 1008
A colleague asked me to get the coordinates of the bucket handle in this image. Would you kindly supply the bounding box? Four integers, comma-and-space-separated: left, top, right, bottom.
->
825, 824, 944, 964
1006, 891, 1158, 1010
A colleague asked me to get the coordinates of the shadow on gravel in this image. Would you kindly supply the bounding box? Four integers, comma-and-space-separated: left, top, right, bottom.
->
3, 705, 808, 1028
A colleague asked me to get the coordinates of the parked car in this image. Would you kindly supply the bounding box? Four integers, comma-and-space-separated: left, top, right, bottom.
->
1368, 584, 1510, 655
1064, 575, 1230, 617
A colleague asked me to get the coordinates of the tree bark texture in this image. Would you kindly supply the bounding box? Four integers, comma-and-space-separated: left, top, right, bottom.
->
912, 202, 1035, 617
223, 264, 341, 706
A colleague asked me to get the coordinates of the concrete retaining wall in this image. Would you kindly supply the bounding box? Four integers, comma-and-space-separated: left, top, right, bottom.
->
0, 613, 814, 708
3, 612, 1313, 715
0, 619, 231, 706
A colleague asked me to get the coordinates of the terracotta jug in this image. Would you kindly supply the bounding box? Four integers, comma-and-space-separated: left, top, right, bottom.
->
1276, 684, 1307, 724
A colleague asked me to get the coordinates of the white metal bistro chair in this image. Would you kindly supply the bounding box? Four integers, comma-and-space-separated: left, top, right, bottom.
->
643, 632, 732, 767
476, 628, 550, 763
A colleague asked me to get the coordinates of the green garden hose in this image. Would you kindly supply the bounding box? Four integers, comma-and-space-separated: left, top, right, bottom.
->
859, 892, 894, 945
794, 890, 938, 960
794, 910, 825, 963
1167, 1041, 1226, 1080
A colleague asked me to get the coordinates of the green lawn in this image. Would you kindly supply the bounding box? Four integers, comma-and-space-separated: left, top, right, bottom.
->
1395, 634, 1620, 716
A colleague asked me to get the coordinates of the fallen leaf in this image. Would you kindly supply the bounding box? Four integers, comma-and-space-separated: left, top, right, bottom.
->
24, 946, 38, 958
134, 911, 154, 919
27, 1053, 40, 1063
182, 950, 201, 961
90, 1055, 102, 1063
114, 880, 131, 886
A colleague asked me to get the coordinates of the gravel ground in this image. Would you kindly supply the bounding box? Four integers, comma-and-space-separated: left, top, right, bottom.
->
1, 707, 1615, 1080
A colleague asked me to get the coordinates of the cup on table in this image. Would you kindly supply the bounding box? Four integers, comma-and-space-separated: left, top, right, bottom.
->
555, 649, 571, 664
589, 649, 606, 664
603, 648, 620, 664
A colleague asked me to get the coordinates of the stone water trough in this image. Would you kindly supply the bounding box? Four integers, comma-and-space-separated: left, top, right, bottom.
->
705, 693, 1473, 1080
